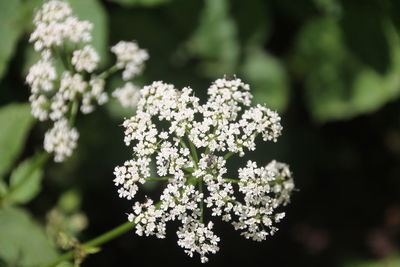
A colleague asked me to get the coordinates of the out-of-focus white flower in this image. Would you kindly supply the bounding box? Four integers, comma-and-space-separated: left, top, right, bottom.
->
44, 119, 79, 162
30, 0, 92, 51
27, 0, 149, 162
72, 45, 100, 73
112, 82, 141, 108
111, 41, 149, 80
26, 58, 57, 94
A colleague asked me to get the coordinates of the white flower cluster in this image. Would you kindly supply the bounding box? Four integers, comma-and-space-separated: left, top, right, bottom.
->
112, 82, 141, 108
114, 77, 294, 262
27, 0, 148, 162
44, 119, 78, 162
111, 41, 149, 81
30, 0, 92, 52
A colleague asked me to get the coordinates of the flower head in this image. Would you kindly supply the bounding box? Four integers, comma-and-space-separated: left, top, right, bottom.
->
44, 119, 79, 162
114, 76, 294, 262
111, 41, 149, 81
27, 0, 147, 162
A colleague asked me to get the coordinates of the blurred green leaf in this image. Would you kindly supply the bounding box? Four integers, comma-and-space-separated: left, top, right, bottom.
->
343, 256, 400, 267
390, 0, 400, 35
58, 189, 82, 213
187, 0, 239, 77
54, 262, 75, 267
340, 1, 389, 73
231, 0, 271, 47
0, 103, 34, 180
0, 207, 58, 266
6, 153, 48, 205
0, 0, 24, 80
241, 47, 289, 111
313, 0, 341, 16
69, 0, 109, 66
0, 181, 7, 198
109, 0, 171, 7
292, 17, 400, 122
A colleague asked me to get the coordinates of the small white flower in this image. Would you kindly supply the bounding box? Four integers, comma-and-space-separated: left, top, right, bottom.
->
30, 0, 93, 51
44, 119, 79, 162
111, 41, 149, 80
112, 82, 141, 108
26, 58, 57, 94
72, 45, 100, 73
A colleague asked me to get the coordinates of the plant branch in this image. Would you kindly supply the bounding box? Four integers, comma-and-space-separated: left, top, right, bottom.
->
42, 221, 135, 267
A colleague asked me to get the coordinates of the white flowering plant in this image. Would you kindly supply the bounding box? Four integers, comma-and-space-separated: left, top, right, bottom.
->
0, 0, 295, 265
26, 0, 148, 162
114, 77, 294, 262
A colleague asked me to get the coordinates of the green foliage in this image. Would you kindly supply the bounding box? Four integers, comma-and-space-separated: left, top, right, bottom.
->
343, 256, 400, 267
241, 47, 289, 111
0, 0, 25, 80
5, 153, 47, 205
0, 207, 58, 266
0, 103, 34, 180
110, 0, 171, 7
58, 189, 82, 213
292, 17, 400, 122
340, 1, 390, 74
231, 0, 271, 47
187, 0, 239, 77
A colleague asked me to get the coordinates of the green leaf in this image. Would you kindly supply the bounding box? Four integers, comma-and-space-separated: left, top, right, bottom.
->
6, 153, 48, 205
0, 103, 35, 180
58, 189, 82, 213
0, 207, 58, 266
186, 0, 239, 77
0, 181, 7, 198
241, 47, 289, 112
340, 1, 390, 74
109, 0, 171, 7
343, 256, 400, 267
231, 0, 271, 46
292, 17, 400, 122
68, 0, 109, 66
390, 0, 400, 35
0, 0, 24, 80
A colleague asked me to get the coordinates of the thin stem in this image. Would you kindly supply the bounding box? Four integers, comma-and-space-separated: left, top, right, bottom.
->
178, 137, 197, 169
223, 151, 234, 160
68, 100, 79, 127
222, 177, 241, 183
188, 139, 199, 168
198, 178, 204, 223
42, 221, 135, 267
97, 65, 119, 80
145, 177, 172, 181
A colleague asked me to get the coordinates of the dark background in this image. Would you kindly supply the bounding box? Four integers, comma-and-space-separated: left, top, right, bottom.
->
1, 0, 400, 266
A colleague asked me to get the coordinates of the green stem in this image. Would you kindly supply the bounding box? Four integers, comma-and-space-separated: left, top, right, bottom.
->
145, 177, 172, 181
223, 151, 234, 160
222, 177, 241, 183
68, 100, 79, 127
178, 137, 197, 169
97, 65, 119, 80
42, 221, 135, 267
188, 139, 199, 168
198, 178, 204, 223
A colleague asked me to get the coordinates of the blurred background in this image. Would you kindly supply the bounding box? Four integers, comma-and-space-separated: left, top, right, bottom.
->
1, 0, 400, 266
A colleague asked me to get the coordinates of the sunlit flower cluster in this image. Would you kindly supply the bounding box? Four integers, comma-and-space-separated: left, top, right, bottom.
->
114, 77, 294, 262
26, 0, 148, 162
